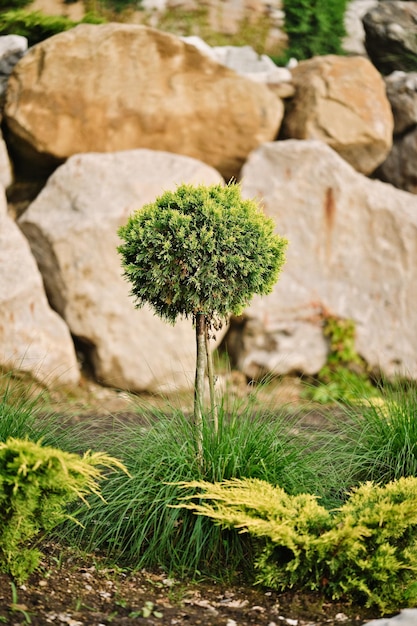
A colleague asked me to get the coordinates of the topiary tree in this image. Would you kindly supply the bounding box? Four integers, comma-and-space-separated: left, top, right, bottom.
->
117, 183, 287, 456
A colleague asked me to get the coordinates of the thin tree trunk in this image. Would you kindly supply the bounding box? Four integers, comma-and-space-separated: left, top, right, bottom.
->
194, 312, 206, 462
205, 326, 218, 433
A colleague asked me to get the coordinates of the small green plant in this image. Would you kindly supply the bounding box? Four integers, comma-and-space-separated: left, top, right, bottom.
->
178, 475, 417, 613
144, 6, 208, 38
0, 371, 48, 443
9, 582, 32, 624
0, 437, 127, 582
129, 601, 163, 619
279, 0, 348, 62
118, 183, 287, 456
305, 315, 377, 404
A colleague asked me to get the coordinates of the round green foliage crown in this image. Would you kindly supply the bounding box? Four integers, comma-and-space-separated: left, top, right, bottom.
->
118, 183, 287, 324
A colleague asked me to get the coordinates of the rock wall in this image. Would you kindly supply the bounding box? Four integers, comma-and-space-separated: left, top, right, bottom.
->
0, 14, 416, 391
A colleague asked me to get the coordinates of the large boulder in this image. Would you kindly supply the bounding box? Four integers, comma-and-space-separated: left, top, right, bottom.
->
4, 23, 283, 181
19, 150, 225, 393
281, 55, 393, 175
363, 1, 417, 74
236, 140, 417, 380
0, 190, 79, 386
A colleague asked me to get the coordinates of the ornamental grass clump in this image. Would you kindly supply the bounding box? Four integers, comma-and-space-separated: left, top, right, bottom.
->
0, 437, 127, 583
0, 371, 47, 443
327, 379, 417, 487
178, 475, 417, 613
0, 369, 94, 453
118, 182, 287, 453
66, 396, 320, 578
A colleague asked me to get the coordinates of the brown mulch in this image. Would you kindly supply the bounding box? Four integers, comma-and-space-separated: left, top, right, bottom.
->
0, 542, 379, 626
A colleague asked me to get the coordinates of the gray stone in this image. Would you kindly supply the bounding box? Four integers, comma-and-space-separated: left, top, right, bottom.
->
375, 126, 417, 193
0, 34, 27, 100
363, 1, 417, 74
385, 70, 417, 134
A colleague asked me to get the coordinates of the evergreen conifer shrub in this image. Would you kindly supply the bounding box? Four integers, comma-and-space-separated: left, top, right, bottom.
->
118, 183, 286, 325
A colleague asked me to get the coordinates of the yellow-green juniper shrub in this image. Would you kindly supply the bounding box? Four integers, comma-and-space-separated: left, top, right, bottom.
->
0, 437, 127, 583
178, 476, 417, 613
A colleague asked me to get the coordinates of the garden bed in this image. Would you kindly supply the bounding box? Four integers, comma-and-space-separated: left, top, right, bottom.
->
1, 375, 415, 626
0, 542, 376, 626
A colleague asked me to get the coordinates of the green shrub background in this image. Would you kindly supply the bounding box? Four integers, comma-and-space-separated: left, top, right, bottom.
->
0, 9, 104, 46
281, 0, 348, 61
0, 0, 348, 61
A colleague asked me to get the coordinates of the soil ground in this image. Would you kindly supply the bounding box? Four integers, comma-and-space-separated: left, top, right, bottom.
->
0, 376, 386, 626
0, 540, 379, 626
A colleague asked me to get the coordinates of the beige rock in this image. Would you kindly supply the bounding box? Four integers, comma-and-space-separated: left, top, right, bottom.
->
281, 55, 394, 175
238, 139, 417, 380
0, 191, 79, 386
4, 23, 283, 181
19, 149, 225, 393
